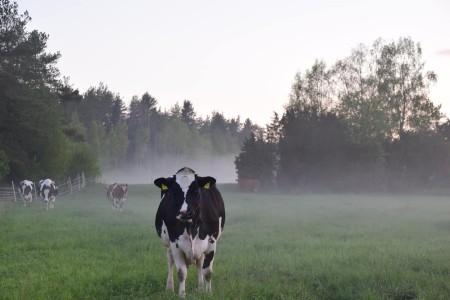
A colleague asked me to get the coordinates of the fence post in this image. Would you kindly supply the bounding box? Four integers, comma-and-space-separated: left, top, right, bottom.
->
12, 181, 17, 202
82, 171, 86, 188
69, 178, 73, 194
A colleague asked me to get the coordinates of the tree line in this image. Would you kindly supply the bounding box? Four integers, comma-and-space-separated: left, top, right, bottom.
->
2, 1, 450, 192
0, 0, 259, 182
235, 38, 450, 192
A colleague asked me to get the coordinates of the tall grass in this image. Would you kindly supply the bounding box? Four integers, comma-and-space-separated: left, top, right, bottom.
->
1, 184, 450, 299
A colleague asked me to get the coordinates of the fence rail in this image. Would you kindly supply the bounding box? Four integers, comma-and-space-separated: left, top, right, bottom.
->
0, 172, 87, 203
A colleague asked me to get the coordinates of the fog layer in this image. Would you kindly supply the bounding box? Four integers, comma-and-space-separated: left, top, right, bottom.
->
100, 154, 237, 185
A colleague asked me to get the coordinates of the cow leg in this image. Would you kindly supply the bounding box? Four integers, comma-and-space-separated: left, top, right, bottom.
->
50, 197, 55, 209
170, 243, 188, 298
177, 264, 188, 298
196, 255, 205, 289
166, 248, 175, 292
202, 239, 218, 292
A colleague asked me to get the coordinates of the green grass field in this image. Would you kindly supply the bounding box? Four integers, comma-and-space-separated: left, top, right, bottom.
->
1, 184, 450, 299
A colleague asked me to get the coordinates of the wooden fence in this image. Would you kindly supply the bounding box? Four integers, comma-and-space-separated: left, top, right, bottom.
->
0, 172, 86, 202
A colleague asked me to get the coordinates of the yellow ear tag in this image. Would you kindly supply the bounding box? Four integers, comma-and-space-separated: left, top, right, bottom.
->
161, 184, 168, 190
204, 182, 210, 189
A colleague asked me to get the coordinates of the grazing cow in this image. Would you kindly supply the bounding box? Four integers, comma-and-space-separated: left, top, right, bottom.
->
37, 179, 58, 210
106, 183, 128, 211
18, 180, 34, 207
238, 178, 261, 192
154, 167, 225, 298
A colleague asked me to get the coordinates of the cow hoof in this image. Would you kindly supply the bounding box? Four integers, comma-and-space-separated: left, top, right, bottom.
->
166, 286, 174, 292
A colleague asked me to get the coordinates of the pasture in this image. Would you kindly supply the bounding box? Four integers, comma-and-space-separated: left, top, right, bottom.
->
1, 184, 450, 299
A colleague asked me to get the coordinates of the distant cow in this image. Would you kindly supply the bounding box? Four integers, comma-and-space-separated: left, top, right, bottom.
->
106, 183, 128, 211
154, 167, 226, 298
37, 179, 58, 210
18, 180, 34, 207
238, 178, 261, 192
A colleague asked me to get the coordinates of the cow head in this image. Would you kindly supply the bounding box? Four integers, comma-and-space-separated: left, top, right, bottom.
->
19, 180, 33, 195
154, 167, 216, 222
39, 179, 58, 203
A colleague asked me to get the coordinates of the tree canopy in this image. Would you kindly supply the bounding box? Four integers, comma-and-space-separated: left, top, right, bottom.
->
235, 37, 450, 192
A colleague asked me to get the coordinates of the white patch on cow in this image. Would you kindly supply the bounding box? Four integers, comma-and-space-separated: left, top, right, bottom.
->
43, 188, 50, 201
160, 221, 170, 247
174, 229, 194, 262
193, 234, 209, 260
217, 217, 223, 239
180, 201, 188, 212
21, 179, 33, 188
175, 168, 196, 212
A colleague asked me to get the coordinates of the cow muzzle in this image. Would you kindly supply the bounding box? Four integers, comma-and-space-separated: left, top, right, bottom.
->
177, 210, 193, 222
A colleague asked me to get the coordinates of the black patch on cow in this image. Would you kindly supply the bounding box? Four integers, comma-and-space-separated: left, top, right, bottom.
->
202, 251, 215, 269
24, 185, 31, 195
176, 243, 179, 248
196, 186, 226, 240
154, 178, 189, 242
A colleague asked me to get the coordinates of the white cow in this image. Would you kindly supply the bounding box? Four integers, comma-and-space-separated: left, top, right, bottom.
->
37, 179, 58, 210
18, 180, 34, 207
106, 183, 128, 211
154, 167, 226, 298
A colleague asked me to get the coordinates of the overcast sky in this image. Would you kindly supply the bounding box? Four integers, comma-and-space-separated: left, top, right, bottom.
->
18, 0, 450, 126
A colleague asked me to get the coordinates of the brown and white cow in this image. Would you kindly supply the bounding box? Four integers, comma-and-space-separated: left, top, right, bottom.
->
18, 180, 34, 207
238, 178, 261, 192
37, 179, 58, 210
106, 183, 128, 211
154, 167, 225, 298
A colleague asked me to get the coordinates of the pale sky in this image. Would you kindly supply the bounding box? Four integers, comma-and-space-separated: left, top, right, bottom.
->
19, 0, 450, 126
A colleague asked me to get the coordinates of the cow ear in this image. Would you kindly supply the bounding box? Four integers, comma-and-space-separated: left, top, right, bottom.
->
197, 176, 216, 189
154, 178, 171, 190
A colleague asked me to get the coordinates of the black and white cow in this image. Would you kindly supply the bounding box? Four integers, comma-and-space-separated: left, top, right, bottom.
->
154, 167, 225, 298
37, 179, 58, 210
18, 180, 34, 207
106, 183, 128, 211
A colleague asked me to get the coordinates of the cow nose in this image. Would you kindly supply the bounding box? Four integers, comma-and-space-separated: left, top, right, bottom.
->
178, 209, 192, 219
180, 209, 189, 216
